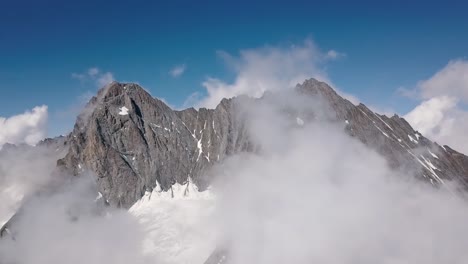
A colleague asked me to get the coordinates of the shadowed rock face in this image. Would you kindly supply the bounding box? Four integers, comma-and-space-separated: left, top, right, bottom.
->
55, 79, 468, 209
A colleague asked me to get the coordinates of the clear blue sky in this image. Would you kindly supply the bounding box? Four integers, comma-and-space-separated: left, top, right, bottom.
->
1, 0, 468, 136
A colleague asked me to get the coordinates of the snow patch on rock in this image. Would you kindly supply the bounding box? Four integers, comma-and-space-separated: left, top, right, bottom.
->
119, 106, 129, 115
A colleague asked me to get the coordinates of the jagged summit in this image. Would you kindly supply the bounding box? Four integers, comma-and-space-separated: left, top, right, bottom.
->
53, 79, 468, 209
88, 82, 170, 113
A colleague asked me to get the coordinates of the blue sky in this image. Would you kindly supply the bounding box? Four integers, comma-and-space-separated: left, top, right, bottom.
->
1, 0, 468, 138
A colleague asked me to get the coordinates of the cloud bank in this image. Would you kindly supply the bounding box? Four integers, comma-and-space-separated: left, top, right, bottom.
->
210, 92, 468, 264
0, 176, 149, 264
404, 59, 468, 153
0, 143, 67, 227
0, 106, 48, 148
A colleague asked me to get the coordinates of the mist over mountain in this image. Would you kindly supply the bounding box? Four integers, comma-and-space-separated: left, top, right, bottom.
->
2, 79, 468, 263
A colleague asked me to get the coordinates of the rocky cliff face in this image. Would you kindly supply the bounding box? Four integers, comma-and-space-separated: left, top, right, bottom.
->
58, 83, 253, 208
55, 79, 468, 209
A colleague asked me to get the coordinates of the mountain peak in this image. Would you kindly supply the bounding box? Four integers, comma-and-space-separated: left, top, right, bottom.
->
56, 78, 468, 209
96, 82, 152, 102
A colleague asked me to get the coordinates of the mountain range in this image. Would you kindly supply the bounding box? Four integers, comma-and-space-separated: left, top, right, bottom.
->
61, 78, 468, 206
2, 78, 468, 263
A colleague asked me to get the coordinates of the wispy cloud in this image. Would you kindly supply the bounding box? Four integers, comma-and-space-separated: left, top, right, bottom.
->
0, 175, 149, 264
0, 106, 48, 148
169, 64, 186, 78
184, 39, 355, 109
72, 67, 115, 88
404, 59, 468, 153
396, 86, 419, 99
325, 49, 345, 60
58, 67, 116, 135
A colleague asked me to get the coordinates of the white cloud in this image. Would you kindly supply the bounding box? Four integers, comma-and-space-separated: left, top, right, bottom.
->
405, 96, 458, 136
405, 96, 468, 152
187, 39, 353, 109
0, 141, 67, 227
325, 49, 345, 60
404, 59, 468, 153
0, 176, 150, 264
72, 67, 115, 88
0, 106, 48, 148
418, 60, 468, 101
96, 72, 115, 88
87, 67, 100, 77
169, 64, 186, 78
396, 86, 419, 99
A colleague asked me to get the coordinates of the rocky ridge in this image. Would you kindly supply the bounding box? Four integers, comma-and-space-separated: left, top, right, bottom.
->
55, 79, 468, 209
